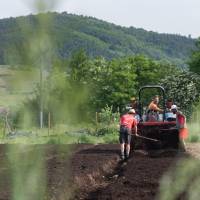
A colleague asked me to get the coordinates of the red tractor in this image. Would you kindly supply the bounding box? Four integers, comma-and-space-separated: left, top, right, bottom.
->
132, 85, 180, 151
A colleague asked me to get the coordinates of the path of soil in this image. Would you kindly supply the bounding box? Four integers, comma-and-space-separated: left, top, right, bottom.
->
0, 144, 199, 200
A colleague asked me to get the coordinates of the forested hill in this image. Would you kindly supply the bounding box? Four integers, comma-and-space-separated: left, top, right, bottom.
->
0, 12, 196, 66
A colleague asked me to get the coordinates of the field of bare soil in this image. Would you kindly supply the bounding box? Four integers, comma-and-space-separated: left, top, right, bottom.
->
0, 143, 200, 200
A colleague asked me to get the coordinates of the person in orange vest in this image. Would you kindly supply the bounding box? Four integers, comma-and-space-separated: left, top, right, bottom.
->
148, 95, 163, 113
119, 109, 138, 160
147, 95, 163, 121
171, 105, 188, 152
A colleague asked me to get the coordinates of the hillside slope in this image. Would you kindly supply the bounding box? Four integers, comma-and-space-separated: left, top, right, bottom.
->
0, 12, 196, 66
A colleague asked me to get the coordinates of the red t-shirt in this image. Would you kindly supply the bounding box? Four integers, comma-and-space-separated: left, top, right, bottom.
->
120, 114, 137, 129
178, 115, 185, 124
176, 113, 188, 139
177, 113, 186, 128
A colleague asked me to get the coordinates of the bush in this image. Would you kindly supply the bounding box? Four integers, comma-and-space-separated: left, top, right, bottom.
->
47, 137, 60, 144
78, 134, 96, 144
95, 125, 118, 136
98, 105, 120, 125
160, 71, 200, 119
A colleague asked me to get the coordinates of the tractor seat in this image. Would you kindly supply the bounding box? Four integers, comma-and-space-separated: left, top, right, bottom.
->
165, 112, 176, 122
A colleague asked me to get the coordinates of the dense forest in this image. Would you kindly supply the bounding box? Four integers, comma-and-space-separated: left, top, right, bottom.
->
0, 12, 196, 67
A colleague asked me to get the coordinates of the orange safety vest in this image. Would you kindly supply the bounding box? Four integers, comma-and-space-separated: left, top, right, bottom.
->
177, 113, 188, 139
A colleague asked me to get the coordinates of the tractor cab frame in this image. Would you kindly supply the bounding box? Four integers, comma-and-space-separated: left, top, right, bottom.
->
133, 85, 180, 150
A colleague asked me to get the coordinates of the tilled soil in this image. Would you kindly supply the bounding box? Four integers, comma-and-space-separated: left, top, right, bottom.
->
0, 144, 199, 200
85, 152, 181, 200
72, 146, 186, 200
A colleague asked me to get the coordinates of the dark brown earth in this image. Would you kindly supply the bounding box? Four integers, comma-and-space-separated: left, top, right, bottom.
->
0, 144, 200, 200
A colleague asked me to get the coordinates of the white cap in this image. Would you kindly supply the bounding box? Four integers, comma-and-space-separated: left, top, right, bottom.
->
128, 109, 136, 114
171, 105, 178, 110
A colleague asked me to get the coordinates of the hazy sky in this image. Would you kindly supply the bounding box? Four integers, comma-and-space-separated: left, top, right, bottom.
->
0, 0, 199, 38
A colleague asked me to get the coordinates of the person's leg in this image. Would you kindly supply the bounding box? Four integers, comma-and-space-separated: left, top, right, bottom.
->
120, 143, 125, 159
119, 127, 125, 159
179, 138, 186, 152
125, 144, 131, 158
179, 128, 188, 152
125, 129, 132, 159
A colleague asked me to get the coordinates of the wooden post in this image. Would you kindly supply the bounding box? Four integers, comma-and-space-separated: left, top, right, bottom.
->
3, 113, 11, 138
3, 117, 6, 138
95, 112, 98, 125
48, 112, 51, 136
5, 113, 12, 133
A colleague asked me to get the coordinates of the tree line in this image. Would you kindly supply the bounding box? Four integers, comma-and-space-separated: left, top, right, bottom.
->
12, 52, 182, 127
0, 12, 196, 67
15, 34, 200, 127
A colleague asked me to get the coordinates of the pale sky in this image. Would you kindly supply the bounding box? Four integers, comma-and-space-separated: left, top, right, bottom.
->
0, 0, 199, 38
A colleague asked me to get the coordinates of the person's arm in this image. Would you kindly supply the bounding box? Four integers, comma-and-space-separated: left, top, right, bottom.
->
151, 103, 163, 113
132, 120, 138, 135
120, 116, 123, 125
133, 125, 138, 136
178, 114, 186, 128
156, 107, 163, 113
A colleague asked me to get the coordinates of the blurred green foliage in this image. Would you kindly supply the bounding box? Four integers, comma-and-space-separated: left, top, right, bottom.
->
158, 158, 200, 200
8, 145, 46, 200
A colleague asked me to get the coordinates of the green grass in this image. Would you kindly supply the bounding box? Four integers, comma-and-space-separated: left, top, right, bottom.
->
0, 124, 119, 144
188, 134, 200, 143
186, 122, 200, 143
2, 121, 200, 145
0, 134, 118, 145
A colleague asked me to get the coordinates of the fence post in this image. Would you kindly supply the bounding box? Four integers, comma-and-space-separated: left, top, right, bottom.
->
95, 112, 98, 125
48, 112, 51, 136
3, 117, 6, 138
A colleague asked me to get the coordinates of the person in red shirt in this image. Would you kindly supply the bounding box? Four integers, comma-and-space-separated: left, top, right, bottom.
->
171, 105, 188, 152
119, 109, 138, 160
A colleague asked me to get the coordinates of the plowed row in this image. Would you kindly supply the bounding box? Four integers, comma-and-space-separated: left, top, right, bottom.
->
0, 144, 200, 200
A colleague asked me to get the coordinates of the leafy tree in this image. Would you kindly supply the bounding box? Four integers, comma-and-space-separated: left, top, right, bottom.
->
189, 38, 200, 75
160, 71, 200, 119
95, 58, 137, 111
16, 50, 185, 126
68, 49, 89, 83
